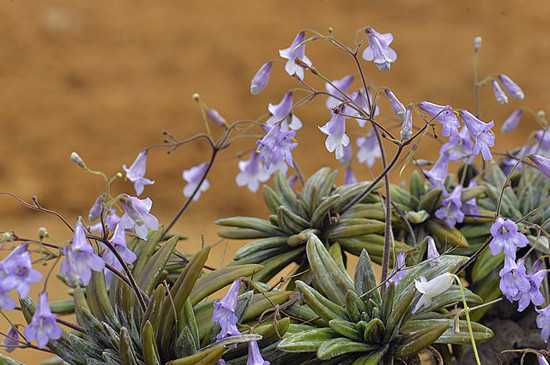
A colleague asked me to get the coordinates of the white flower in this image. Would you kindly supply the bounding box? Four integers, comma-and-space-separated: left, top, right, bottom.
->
413, 272, 454, 313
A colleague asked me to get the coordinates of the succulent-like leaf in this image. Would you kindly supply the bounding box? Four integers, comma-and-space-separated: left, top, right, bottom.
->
354, 250, 381, 304
362, 318, 385, 344
278, 328, 340, 353
233, 237, 288, 260
317, 338, 378, 360
296, 281, 349, 322
401, 319, 493, 344
119, 327, 139, 365
329, 319, 363, 341
141, 321, 161, 365
392, 323, 448, 357
166, 345, 225, 365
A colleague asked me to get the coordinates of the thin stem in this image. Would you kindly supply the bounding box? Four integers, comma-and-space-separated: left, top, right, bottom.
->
451, 274, 481, 365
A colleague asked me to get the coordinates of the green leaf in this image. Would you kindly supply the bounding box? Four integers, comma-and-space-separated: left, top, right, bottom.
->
392, 323, 449, 357
401, 319, 493, 344
278, 328, 340, 353
329, 319, 363, 341
141, 321, 161, 365
362, 318, 385, 344
317, 337, 378, 360
136, 235, 178, 296
119, 327, 139, 365
354, 250, 381, 304
296, 281, 349, 322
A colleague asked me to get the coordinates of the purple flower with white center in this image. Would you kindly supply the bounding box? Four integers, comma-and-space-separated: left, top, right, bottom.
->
427, 237, 440, 264
413, 273, 454, 313
23, 292, 62, 348
536, 305, 550, 342
256, 124, 297, 170
538, 354, 549, 365
489, 217, 528, 260
0, 244, 43, 299
499, 257, 530, 302
423, 152, 450, 194
212, 279, 241, 340
59, 218, 105, 286
387, 252, 407, 286
462, 180, 480, 217
362, 27, 397, 71
439, 126, 474, 164
1, 326, 19, 352
529, 155, 550, 179
501, 109, 523, 133
250, 61, 273, 95
491, 79, 508, 105
88, 195, 104, 222
384, 89, 406, 119
325, 75, 354, 110
400, 105, 413, 140
89, 208, 121, 234
102, 224, 137, 285
347, 89, 380, 127
356, 129, 381, 168
279, 31, 312, 80
123, 150, 155, 196
516, 259, 547, 312
319, 105, 350, 160
498, 74, 524, 100
265, 92, 302, 131
435, 185, 464, 229
236, 152, 271, 193
118, 196, 159, 240
247, 340, 270, 365
459, 110, 495, 161
418, 102, 460, 137
344, 166, 357, 185
182, 163, 211, 202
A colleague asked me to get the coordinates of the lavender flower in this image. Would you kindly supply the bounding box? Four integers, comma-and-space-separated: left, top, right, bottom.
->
491, 79, 508, 105
536, 305, 550, 342
279, 31, 312, 80
0, 281, 16, 311
347, 89, 380, 127
439, 126, 474, 164
501, 109, 523, 133
362, 27, 397, 71
529, 155, 550, 179
1, 326, 19, 352
423, 152, 450, 194
123, 150, 155, 196
413, 272, 454, 313
427, 237, 440, 264
387, 252, 407, 286
459, 110, 495, 161
265, 92, 302, 131
256, 124, 297, 170
489, 217, 529, 260
23, 292, 62, 348
325, 75, 354, 109
384, 89, 406, 119
89, 208, 121, 234
247, 340, 270, 365
88, 194, 104, 222
418, 101, 460, 137
435, 185, 464, 229
344, 166, 357, 185
207, 109, 228, 128
339, 144, 353, 166
400, 105, 412, 140
516, 259, 547, 312
182, 163, 211, 201
499, 257, 530, 302
356, 129, 381, 168
319, 105, 350, 160
119, 196, 159, 240
0, 244, 43, 299
250, 61, 273, 95
462, 180, 480, 217
236, 152, 272, 193
212, 279, 241, 340
498, 74, 524, 100
102, 224, 137, 285
538, 354, 549, 365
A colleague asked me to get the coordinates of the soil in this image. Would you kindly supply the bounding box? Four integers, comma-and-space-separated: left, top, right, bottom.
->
1, 1, 550, 363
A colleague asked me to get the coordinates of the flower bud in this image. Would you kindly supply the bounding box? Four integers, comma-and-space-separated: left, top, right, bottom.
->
400, 105, 413, 140
250, 61, 273, 95
88, 194, 104, 222
529, 155, 550, 179
474, 36, 482, 52
38, 227, 48, 239
501, 109, 522, 133
498, 74, 524, 100
70, 152, 85, 168
2, 232, 14, 241
207, 108, 228, 128
491, 79, 508, 105
384, 89, 406, 119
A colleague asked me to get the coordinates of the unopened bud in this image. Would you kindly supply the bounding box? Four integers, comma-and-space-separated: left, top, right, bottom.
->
491, 79, 508, 105
474, 36, 482, 52
384, 89, 406, 119
38, 227, 48, 239
2, 232, 14, 241
207, 108, 228, 128
192, 93, 200, 101
498, 74, 524, 100
70, 152, 86, 168
250, 61, 273, 95
88, 195, 104, 222
501, 109, 522, 133
400, 105, 413, 140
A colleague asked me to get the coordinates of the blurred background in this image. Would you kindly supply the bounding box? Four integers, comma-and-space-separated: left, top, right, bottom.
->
1, 0, 549, 363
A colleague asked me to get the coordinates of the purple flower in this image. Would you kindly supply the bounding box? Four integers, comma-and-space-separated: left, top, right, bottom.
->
387, 252, 407, 286
279, 31, 312, 80
89, 208, 121, 234
212, 279, 241, 340
265, 92, 302, 131
400, 105, 413, 140
119, 196, 159, 240
256, 124, 297, 170
538, 354, 549, 365
427, 237, 440, 264
529, 155, 550, 179
123, 150, 155, 196
319, 105, 350, 160
423, 152, 450, 194
339, 144, 353, 166
362, 27, 397, 71
516, 259, 547, 312
384, 89, 406, 119
498, 74, 524, 100
489, 217, 528, 260
23, 292, 62, 348
236, 152, 272, 193
356, 129, 381, 168
250, 61, 273, 95
247, 340, 270, 365
462, 180, 480, 217
344, 166, 357, 185
207, 109, 228, 128
501, 109, 523, 133
536, 305, 550, 342
0, 244, 43, 299
459, 110, 495, 161
499, 257, 530, 302
182, 163, 211, 201
418, 102, 460, 137
347, 89, 380, 127
439, 126, 474, 164
325, 75, 354, 110
1, 326, 19, 352
88, 195, 104, 222
491, 79, 508, 105
102, 224, 137, 286
534, 130, 550, 155
435, 185, 465, 229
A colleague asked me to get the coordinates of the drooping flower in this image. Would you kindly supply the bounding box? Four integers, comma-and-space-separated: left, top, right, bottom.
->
413, 272, 454, 313
23, 292, 62, 348
182, 163, 211, 202
459, 110, 495, 161
279, 31, 312, 80
462, 179, 480, 217
347, 89, 380, 127
88, 194, 104, 222
247, 340, 270, 365
489, 217, 529, 259
362, 27, 397, 71
356, 129, 381, 168
339, 144, 353, 166
529, 155, 550, 179
501, 109, 523, 133
250, 61, 273, 95
439, 126, 474, 164
516, 259, 547, 312
59, 218, 105, 286
423, 152, 450, 194
102, 224, 137, 286
344, 166, 357, 185
236, 152, 272, 193
0, 244, 43, 299
265, 92, 302, 131
499, 257, 530, 302
384, 89, 406, 119
319, 105, 350, 160
325, 75, 354, 110
400, 105, 413, 140
435, 185, 464, 229
498, 74, 524, 100
256, 124, 297, 170
491, 79, 508, 105
212, 279, 241, 340
427, 237, 440, 264
123, 150, 155, 196
118, 196, 159, 240
387, 252, 407, 286
536, 305, 550, 342
1, 326, 19, 352
418, 102, 460, 137
89, 208, 121, 234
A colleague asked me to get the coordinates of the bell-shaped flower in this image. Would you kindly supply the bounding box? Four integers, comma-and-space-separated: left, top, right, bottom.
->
400, 105, 413, 140
529, 155, 550, 179
498, 74, 524, 100
123, 150, 155, 196
516, 259, 547, 312
102, 223, 137, 285
439, 126, 474, 164
356, 129, 381, 168
0, 244, 43, 299
537, 305, 550, 342
418, 101, 460, 137
250, 61, 273, 95
491, 79, 508, 105
459, 110, 495, 161
119, 196, 159, 240
387, 252, 407, 286
247, 340, 270, 365
502, 109, 523, 133
1, 326, 19, 352
499, 257, 530, 302
384, 89, 406, 119
362, 27, 397, 71
89, 208, 121, 235
413, 272, 454, 313
423, 152, 450, 194
256, 124, 297, 170
489, 217, 529, 260
236, 152, 272, 193
344, 166, 357, 185
23, 292, 62, 348
435, 185, 464, 229
426, 237, 441, 265
265, 92, 302, 131
212, 279, 241, 340
319, 105, 350, 160
182, 163, 211, 202
347, 89, 380, 127
325, 75, 354, 109
462, 179, 480, 217
279, 31, 312, 80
